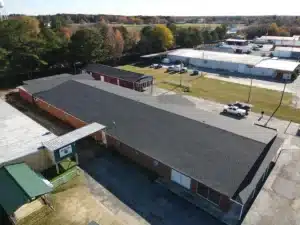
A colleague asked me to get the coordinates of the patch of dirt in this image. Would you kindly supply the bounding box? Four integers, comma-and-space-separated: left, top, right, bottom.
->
17, 175, 123, 225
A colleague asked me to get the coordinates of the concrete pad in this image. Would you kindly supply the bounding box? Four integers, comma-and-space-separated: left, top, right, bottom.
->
243, 136, 300, 225
272, 177, 300, 200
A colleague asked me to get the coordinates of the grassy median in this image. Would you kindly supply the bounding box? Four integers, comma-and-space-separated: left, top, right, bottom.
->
120, 65, 300, 123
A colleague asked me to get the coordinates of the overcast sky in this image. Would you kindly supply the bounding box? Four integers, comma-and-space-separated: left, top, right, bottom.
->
4, 0, 300, 16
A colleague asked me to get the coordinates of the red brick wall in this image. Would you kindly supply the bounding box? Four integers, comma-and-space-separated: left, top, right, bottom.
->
104, 75, 118, 85
19, 88, 33, 103
190, 179, 198, 193
219, 195, 231, 212
34, 97, 86, 128
119, 80, 134, 90
106, 135, 171, 179
92, 73, 101, 80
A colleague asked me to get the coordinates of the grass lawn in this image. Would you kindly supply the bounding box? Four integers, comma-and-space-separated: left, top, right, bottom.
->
18, 170, 123, 225
120, 65, 300, 123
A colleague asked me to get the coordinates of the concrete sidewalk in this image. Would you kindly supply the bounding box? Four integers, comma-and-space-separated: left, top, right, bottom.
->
243, 136, 300, 225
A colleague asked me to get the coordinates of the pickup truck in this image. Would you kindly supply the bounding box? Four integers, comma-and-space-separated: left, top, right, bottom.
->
223, 105, 247, 117
167, 65, 188, 73
228, 102, 252, 115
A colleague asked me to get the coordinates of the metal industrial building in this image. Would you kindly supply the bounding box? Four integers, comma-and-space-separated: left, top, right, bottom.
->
0, 99, 56, 171
19, 75, 284, 222
84, 64, 153, 91
167, 49, 300, 78
273, 46, 300, 59
254, 35, 300, 47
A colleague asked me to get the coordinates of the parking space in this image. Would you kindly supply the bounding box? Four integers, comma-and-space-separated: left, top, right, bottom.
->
80, 151, 224, 225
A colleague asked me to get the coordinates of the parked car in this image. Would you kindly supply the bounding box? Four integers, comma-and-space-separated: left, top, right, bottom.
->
150, 63, 162, 69
180, 67, 188, 73
167, 65, 182, 72
191, 70, 199, 76
228, 102, 252, 115
223, 105, 247, 117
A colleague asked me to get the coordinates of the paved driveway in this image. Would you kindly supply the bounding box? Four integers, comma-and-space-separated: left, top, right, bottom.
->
80, 151, 224, 225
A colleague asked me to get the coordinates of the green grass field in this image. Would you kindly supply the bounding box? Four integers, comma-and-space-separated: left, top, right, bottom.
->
120, 65, 300, 123
111, 23, 220, 31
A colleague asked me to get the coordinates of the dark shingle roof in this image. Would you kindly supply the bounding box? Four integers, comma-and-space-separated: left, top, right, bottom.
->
85, 64, 151, 83
22, 73, 94, 94
35, 80, 277, 197
22, 74, 73, 94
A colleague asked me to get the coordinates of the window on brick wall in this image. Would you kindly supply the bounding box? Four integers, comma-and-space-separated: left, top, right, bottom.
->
197, 182, 209, 198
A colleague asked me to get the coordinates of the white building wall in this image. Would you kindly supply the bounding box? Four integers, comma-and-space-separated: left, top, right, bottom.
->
168, 54, 275, 77
249, 67, 275, 77
273, 50, 292, 58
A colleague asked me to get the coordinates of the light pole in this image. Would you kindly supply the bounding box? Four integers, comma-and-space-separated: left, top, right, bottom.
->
73, 62, 81, 74
264, 81, 287, 127
247, 78, 253, 103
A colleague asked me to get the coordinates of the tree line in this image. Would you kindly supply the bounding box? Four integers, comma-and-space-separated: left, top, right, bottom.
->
241, 22, 300, 39
0, 16, 228, 87
9, 14, 300, 27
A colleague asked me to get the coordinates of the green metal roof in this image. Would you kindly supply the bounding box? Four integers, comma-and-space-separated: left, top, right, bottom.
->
0, 163, 53, 215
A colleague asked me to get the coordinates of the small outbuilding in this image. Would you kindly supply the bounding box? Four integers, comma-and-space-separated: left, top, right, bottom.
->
0, 163, 53, 222
84, 64, 153, 91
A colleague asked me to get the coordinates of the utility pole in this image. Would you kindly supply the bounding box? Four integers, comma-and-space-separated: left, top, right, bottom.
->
247, 78, 253, 103
264, 81, 287, 127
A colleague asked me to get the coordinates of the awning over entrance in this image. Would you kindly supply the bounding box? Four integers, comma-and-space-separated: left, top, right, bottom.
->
43, 122, 106, 152
0, 163, 53, 215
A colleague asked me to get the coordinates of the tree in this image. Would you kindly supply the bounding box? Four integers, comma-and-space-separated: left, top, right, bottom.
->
202, 30, 212, 43
176, 28, 203, 48
69, 28, 105, 64
268, 23, 280, 35
59, 27, 72, 40
141, 25, 153, 37
210, 30, 219, 41
152, 24, 174, 50
114, 30, 124, 60
242, 24, 269, 39
215, 24, 227, 40
0, 19, 48, 79
167, 22, 177, 35
51, 15, 67, 30
14, 16, 41, 37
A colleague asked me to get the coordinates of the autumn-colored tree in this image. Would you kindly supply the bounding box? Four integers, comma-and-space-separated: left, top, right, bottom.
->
152, 25, 174, 50
114, 30, 124, 60
268, 23, 280, 35
14, 16, 41, 37
60, 27, 72, 40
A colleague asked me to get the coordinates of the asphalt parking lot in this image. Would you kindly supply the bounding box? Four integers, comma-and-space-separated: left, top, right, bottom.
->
147, 86, 299, 138
80, 150, 224, 225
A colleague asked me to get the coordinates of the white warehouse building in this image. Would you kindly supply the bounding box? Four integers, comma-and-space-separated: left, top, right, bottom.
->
273, 47, 300, 59
254, 36, 300, 47
167, 49, 300, 79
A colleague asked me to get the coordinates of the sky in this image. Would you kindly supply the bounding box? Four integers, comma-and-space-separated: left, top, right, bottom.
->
3, 0, 300, 16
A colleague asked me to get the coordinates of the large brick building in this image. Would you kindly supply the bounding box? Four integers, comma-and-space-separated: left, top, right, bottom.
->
19, 74, 283, 221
